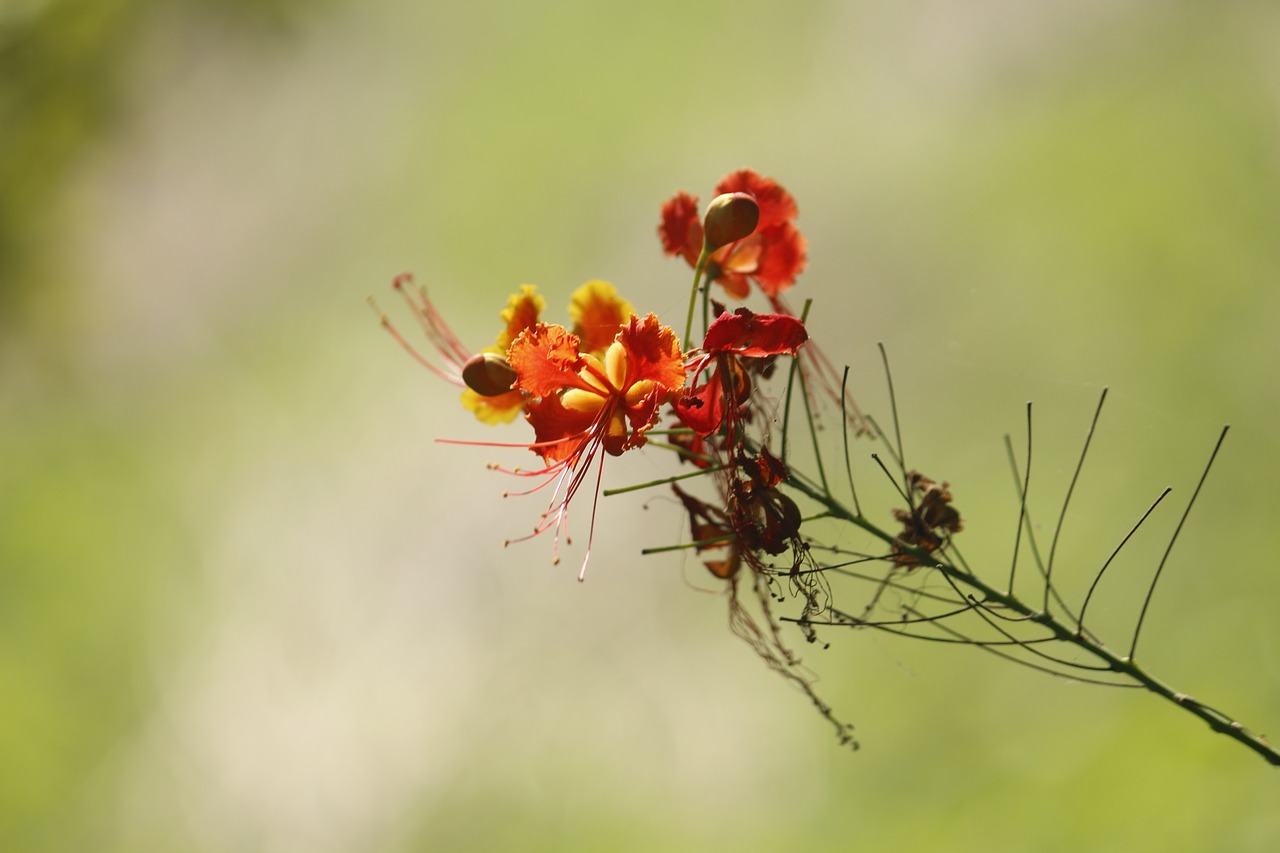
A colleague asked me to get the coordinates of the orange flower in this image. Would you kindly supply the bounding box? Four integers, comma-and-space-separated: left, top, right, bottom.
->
504, 313, 685, 578
659, 169, 808, 300
379, 277, 639, 426
511, 314, 685, 461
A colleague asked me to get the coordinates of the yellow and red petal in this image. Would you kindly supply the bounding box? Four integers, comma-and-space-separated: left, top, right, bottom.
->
614, 313, 686, 394
461, 387, 525, 424
523, 392, 598, 464
495, 285, 546, 351
753, 223, 808, 295
617, 383, 665, 453
508, 323, 588, 398
569, 280, 634, 356
659, 192, 704, 267
715, 169, 799, 232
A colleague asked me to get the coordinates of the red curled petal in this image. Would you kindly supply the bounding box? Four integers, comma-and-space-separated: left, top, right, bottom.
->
714, 170, 798, 231
702, 308, 808, 357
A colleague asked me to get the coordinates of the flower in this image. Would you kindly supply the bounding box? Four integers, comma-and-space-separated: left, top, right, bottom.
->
659, 169, 808, 300
378, 277, 640, 426
512, 314, 685, 461
380, 273, 661, 578
675, 307, 808, 439
461, 279, 634, 423
503, 312, 685, 578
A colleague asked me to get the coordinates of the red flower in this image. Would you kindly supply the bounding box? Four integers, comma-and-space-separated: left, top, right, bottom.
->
659, 169, 808, 300
504, 313, 686, 578
675, 308, 807, 439
512, 314, 684, 458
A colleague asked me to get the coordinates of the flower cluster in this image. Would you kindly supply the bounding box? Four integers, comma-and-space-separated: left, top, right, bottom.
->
376, 169, 865, 745
659, 168, 807, 300
376, 169, 1280, 766
373, 167, 1280, 763
379, 170, 821, 583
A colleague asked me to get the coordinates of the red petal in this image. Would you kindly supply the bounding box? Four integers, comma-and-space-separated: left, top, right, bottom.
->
702, 308, 807, 357
508, 323, 587, 398
752, 223, 808, 296
674, 379, 724, 437
714, 170, 798, 232
523, 392, 596, 464
658, 192, 703, 267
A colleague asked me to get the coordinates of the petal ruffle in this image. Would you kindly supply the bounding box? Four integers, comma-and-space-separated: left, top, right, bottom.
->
615, 313, 686, 393
508, 323, 589, 398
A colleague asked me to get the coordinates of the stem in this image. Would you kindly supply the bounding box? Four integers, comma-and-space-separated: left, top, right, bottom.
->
782, 472, 1280, 767
683, 249, 710, 349
601, 464, 724, 496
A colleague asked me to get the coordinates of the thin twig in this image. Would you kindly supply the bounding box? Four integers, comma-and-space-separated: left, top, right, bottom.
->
1129, 426, 1230, 660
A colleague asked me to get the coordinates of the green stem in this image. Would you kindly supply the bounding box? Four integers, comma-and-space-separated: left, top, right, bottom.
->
683, 249, 710, 350
782, 471, 1280, 767
601, 464, 724, 497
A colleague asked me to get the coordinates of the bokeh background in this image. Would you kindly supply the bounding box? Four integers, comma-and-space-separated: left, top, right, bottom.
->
4, 0, 1279, 850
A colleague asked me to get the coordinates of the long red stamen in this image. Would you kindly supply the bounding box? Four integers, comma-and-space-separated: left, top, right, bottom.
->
369, 295, 464, 386
393, 274, 473, 367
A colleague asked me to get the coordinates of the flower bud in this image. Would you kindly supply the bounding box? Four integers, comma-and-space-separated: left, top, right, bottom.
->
702, 192, 760, 252
462, 352, 518, 397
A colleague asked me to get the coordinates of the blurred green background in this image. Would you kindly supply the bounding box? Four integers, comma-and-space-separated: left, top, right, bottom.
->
3, 0, 1279, 850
